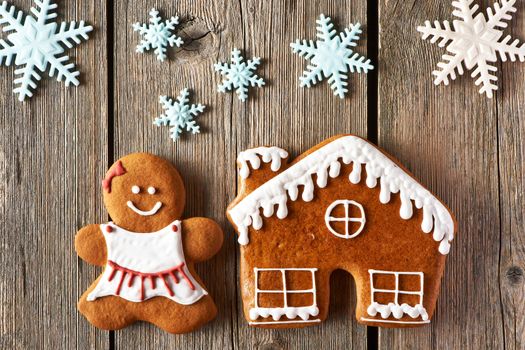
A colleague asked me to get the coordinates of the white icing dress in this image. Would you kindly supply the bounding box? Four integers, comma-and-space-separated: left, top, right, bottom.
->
87, 220, 207, 304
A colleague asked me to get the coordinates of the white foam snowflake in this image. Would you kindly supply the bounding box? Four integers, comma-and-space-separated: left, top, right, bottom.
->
214, 48, 265, 102
133, 8, 183, 62
154, 89, 205, 141
290, 14, 373, 99
0, 0, 93, 101
417, 0, 525, 98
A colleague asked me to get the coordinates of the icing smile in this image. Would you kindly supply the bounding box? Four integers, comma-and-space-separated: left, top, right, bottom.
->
126, 201, 163, 216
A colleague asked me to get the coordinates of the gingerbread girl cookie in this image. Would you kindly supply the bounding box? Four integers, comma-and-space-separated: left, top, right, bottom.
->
75, 153, 223, 333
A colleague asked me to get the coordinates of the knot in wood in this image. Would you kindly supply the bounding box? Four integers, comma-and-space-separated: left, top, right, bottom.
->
506, 266, 523, 285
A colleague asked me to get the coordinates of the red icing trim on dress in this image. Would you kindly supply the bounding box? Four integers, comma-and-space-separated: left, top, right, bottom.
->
115, 272, 126, 295
140, 276, 145, 300
107, 260, 195, 301
150, 276, 156, 289
102, 161, 127, 193
169, 271, 179, 284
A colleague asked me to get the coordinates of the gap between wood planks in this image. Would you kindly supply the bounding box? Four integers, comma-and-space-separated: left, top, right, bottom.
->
106, 0, 116, 349
366, 0, 379, 348
103, 1, 381, 349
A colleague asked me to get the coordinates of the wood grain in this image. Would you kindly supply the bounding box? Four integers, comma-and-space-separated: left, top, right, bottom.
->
1, 0, 524, 348
233, 1, 369, 349
113, 0, 369, 348
113, 0, 238, 348
0, 1, 108, 349
498, 1, 525, 349
377, 0, 524, 348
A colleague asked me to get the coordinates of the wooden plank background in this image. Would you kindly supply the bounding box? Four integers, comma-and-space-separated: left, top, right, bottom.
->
0, 0, 523, 349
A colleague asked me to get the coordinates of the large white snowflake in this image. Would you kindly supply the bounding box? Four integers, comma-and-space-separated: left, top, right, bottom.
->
154, 89, 205, 141
290, 14, 373, 99
0, 0, 92, 101
214, 48, 265, 102
133, 8, 183, 62
417, 0, 525, 98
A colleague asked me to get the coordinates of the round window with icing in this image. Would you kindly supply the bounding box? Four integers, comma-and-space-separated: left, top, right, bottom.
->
324, 200, 366, 239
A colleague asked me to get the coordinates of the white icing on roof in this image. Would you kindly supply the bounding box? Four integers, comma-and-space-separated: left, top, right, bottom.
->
237, 147, 289, 179
228, 136, 455, 255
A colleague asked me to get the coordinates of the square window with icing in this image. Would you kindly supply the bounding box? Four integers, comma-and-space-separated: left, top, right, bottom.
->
249, 268, 320, 324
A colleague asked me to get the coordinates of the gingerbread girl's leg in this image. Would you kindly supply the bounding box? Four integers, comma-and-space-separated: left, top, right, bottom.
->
79, 290, 217, 334
140, 264, 218, 334
139, 295, 218, 334
79, 272, 218, 333
78, 280, 137, 331
79, 288, 217, 334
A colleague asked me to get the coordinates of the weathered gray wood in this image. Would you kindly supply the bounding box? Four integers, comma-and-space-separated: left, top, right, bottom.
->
377, 0, 524, 348
113, 0, 369, 349
0, 1, 108, 349
498, 1, 525, 349
113, 1, 238, 349
1, 0, 523, 348
234, 1, 368, 349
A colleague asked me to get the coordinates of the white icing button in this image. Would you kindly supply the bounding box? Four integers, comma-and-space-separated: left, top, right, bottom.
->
132, 185, 140, 194
148, 186, 156, 195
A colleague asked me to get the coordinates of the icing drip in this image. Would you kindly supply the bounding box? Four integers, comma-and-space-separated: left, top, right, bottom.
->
367, 270, 428, 321
366, 302, 429, 321
238, 147, 289, 179
229, 136, 455, 254
106, 261, 195, 300
251, 267, 319, 322
87, 221, 207, 304
249, 306, 319, 321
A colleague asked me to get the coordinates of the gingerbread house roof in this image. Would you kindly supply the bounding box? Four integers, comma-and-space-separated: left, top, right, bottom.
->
228, 135, 455, 255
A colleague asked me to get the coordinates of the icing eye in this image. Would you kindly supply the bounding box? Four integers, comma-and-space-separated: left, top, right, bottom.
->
131, 185, 140, 194
148, 186, 156, 195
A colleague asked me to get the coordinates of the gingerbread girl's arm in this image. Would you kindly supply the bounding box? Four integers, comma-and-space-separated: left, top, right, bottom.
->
75, 224, 107, 266
182, 218, 223, 263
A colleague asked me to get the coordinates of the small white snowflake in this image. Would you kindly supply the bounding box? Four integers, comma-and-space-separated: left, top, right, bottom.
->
290, 14, 373, 99
133, 8, 183, 62
154, 89, 205, 141
418, 0, 525, 98
0, 0, 93, 101
214, 48, 265, 102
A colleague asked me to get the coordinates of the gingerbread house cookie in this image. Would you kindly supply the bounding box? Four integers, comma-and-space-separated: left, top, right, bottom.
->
227, 135, 456, 328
